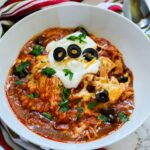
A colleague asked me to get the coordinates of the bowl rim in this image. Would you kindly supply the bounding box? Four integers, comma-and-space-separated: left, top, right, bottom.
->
0, 2, 150, 150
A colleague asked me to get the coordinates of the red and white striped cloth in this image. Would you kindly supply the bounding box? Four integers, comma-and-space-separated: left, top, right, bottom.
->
0, 0, 83, 19
0, 0, 123, 19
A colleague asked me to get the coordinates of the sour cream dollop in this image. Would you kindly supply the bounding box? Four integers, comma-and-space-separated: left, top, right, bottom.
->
46, 31, 100, 88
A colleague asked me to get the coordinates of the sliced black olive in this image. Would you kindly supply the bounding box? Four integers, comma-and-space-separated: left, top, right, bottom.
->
53, 47, 66, 61
100, 108, 117, 123
75, 26, 89, 35
67, 44, 81, 58
97, 45, 102, 52
96, 89, 109, 103
118, 76, 128, 83
83, 48, 98, 61
107, 113, 117, 123
87, 85, 95, 93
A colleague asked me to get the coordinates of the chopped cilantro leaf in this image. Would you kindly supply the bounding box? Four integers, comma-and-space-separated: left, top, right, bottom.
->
88, 101, 97, 109
41, 67, 56, 77
97, 114, 108, 122
60, 105, 69, 112
63, 69, 73, 80
42, 112, 53, 120
14, 61, 30, 78
30, 45, 44, 56
67, 36, 78, 41
59, 99, 68, 106
15, 80, 23, 86
76, 113, 80, 121
76, 107, 83, 121
78, 32, 87, 43
28, 92, 39, 99
67, 32, 87, 44
16, 61, 30, 72
118, 111, 129, 123
63, 88, 70, 98
59, 88, 70, 112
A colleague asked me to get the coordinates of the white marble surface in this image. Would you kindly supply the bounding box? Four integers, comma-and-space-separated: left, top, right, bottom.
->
106, 116, 150, 150
83, 0, 150, 150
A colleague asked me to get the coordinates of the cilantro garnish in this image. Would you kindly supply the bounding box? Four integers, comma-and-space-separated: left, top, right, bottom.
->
59, 105, 69, 112
63, 69, 73, 80
88, 101, 97, 109
118, 111, 129, 123
28, 92, 39, 99
76, 113, 81, 121
15, 80, 23, 86
30, 44, 44, 56
97, 114, 108, 122
41, 67, 56, 77
42, 112, 53, 120
67, 32, 87, 44
76, 107, 83, 121
14, 61, 30, 78
59, 88, 70, 112
63, 88, 70, 98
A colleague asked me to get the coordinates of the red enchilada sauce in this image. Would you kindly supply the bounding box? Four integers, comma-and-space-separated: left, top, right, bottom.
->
5, 27, 134, 142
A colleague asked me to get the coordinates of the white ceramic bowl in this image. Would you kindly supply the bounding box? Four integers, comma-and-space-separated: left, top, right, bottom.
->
0, 2, 150, 150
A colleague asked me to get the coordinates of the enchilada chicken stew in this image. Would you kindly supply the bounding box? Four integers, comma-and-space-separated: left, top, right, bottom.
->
5, 27, 134, 142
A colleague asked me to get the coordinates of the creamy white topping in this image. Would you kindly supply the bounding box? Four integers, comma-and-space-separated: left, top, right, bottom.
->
46, 31, 100, 88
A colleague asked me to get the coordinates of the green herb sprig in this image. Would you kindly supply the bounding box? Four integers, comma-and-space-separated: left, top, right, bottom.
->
63, 69, 73, 80
14, 61, 30, 78
42, 112, 53, 120
59, 88, 70, 112
41, 67, 56, 77
30, 45, 44, 56
76, 107, 83, 121
15, 80, 23, 86
88, 101, 97, 109
118, 111, 129, 123
97, 114, 108, 122
27, 92, 39, 99
67, 32, 87, 44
